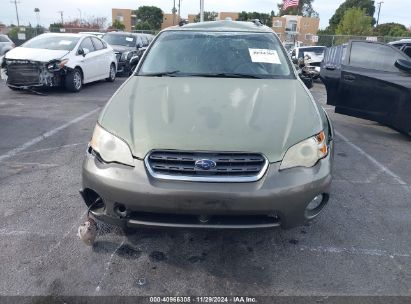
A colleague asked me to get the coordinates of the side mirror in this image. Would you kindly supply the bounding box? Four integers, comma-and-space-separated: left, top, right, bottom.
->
78, 48, 90, 57
129, 55, 139, 66
395, 59, 411, 73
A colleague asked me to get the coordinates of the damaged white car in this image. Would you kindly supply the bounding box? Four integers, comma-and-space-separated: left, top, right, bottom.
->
0, 33, 117, 92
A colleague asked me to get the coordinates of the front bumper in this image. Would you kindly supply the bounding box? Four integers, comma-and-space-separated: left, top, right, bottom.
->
81, 148, 333, 229
116, 60, 132, 75
2, 61, 64, 88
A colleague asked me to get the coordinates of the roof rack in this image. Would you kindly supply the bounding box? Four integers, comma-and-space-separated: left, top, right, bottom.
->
251, 19, 263, 26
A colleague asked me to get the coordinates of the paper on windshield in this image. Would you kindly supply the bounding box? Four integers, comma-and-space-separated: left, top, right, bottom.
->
59, 40, 73, 45
248, 48, 281, 64
125, 37, 133, 42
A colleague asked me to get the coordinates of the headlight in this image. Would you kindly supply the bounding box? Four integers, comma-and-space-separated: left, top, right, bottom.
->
47, 59, 68, 71
121, 51, 134, 61
280, 131, 328, 170
89, 124, 134, 167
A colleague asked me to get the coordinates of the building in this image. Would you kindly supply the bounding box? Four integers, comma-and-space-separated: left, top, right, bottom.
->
161, 13, 180, 29
111, 7, 320, 43
0, 23, 8, 34
272, 15, 320, 46
112, 8, 136, 32
218, 12, 239, 21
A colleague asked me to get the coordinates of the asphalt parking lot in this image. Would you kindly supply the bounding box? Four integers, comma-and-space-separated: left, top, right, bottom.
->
1, 78, 410, 297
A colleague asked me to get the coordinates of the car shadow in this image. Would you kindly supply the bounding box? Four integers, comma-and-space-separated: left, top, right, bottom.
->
91, 225, 305, 287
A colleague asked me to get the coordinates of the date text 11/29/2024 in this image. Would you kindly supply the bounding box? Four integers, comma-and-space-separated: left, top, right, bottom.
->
149, 296, 257, 303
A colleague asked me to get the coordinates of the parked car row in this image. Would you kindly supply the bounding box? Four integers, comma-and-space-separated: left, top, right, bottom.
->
102, 32, 154, 76
0, 31, 155, 92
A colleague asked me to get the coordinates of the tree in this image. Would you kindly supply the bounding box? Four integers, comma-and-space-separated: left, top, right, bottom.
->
49, 22, 63, 32
336, 7, 372, 35
327, 0, 375, 34
236, 11, 273, 27
374, 23, 410, 37
193, 11, 218, 22
112, 19, 125, 30
278, 0, 319, 18
135, 6, 163, 30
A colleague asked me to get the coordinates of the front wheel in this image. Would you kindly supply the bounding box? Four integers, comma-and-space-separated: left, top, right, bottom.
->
106, 63, 116, 82
65, 68, 82, 92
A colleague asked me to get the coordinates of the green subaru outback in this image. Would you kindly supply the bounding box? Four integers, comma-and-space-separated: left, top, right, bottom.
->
81, 20, 334, 229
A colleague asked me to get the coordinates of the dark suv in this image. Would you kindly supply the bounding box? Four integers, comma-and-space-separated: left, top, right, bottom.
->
102, 32, 153, 76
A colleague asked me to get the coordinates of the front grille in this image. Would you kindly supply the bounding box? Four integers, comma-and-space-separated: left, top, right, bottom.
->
7, 61, 40, 85
145, 150, 268, 182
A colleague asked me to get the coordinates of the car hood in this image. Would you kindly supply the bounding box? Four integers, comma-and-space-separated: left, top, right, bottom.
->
5, 47, 69, 62
99, 77, 322, 162
111, 45, 135, 53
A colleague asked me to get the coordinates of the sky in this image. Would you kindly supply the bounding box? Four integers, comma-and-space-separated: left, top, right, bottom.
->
0, 0, 410, 30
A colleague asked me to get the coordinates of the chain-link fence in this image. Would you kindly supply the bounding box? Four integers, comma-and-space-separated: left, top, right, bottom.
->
317, 35, 411, 47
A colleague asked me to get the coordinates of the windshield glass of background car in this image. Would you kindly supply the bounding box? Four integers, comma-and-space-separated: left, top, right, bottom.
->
23, 36, 80, 51
103, 34, 136, 47
299, 47, 325, 58
138, 31, 293, 78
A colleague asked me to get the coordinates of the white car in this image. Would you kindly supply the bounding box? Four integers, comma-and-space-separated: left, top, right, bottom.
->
0, 33, 117, 92
291, 46, 326, 78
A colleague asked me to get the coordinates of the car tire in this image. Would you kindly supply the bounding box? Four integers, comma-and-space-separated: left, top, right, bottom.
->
65, 68, 83, 92
106, 63, 116, 82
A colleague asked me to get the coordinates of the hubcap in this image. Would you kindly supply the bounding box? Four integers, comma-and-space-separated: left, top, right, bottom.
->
74, 72, 81, 90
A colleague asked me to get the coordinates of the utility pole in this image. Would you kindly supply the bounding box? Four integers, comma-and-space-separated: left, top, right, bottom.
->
376, 1, 383, 26
11, 0, 20, 27
58, 11, 64, 24
178, 0, 181, 22
77, 8, 82, 25
200, 0, 204, 22
172, 0, 176, 25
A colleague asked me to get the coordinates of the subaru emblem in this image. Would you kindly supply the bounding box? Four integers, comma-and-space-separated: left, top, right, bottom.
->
195, 159, 217, 170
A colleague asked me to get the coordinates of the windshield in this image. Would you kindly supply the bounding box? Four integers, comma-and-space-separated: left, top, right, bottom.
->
23, 35, 79, 51
103, 34, 136, 47
298, 47, 325, 58
138, 31, 293, 79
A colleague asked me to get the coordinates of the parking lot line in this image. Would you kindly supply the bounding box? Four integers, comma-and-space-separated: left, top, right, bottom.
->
299, 245, 410, 258
13, 142, 88, 156
0, 108, 100, 163
335, 130, 407, 186
94, 238, 126, 295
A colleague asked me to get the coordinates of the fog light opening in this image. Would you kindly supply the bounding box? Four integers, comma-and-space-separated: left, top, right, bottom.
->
307, 194, 323, 211
114, 203, 127, 218
80, 189, 105, 209
305, 193, 329, 219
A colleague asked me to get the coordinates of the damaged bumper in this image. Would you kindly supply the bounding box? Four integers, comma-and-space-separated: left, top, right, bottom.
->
1, 59, 66, 88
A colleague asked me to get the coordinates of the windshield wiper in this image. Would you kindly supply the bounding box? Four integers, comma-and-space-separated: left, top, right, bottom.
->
141, 70, 181, 77
189, 73, 263, 79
